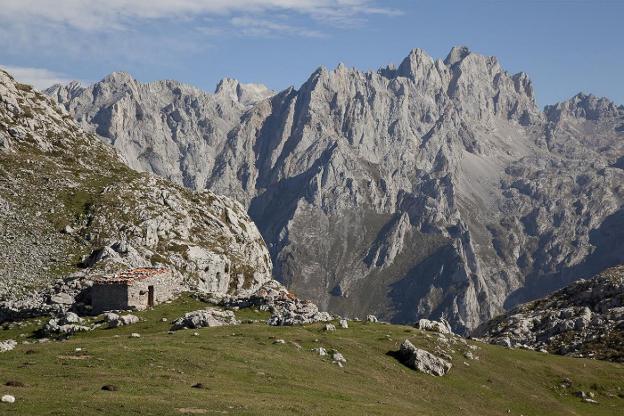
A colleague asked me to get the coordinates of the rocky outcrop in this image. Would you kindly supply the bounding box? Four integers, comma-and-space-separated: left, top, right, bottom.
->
170, 308, 239, 330
215, 280, 332, 326
47, 47, 624, 333
0, 69, 272, 323
475, 265, 624, 361
416, 318, 453, 334
105, 313, 140, 328
396, 339, 452, 376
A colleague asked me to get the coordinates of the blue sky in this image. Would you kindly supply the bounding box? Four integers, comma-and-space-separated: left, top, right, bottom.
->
1, 0, 622, 107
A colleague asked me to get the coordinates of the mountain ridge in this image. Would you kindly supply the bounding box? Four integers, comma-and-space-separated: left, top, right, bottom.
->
44, 46, 624, 333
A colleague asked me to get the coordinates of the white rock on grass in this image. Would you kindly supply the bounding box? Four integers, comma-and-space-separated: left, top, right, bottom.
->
1, 395, 15, 403
339, 319, 348, 329
366, 315, 378, 323
130, 333, 141, 338
324, 323, 336, 331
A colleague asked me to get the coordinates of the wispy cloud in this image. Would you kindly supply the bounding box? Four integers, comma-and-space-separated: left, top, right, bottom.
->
0, 0, 400, 32
230, 16, 326, 38
0, 65, 85, 90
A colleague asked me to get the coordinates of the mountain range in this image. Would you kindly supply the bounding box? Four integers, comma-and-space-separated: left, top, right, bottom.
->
45, 46, 624, 333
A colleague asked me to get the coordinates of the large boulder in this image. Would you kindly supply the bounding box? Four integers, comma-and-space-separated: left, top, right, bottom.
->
396, 339, 452, 376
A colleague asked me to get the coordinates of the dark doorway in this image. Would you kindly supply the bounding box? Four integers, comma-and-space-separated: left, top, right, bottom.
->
148, 285, 155, 307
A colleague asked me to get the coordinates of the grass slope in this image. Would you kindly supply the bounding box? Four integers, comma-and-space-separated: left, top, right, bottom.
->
0, 298, 623, 415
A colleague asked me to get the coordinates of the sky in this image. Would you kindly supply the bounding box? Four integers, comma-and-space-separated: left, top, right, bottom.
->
0, 0, 622, 107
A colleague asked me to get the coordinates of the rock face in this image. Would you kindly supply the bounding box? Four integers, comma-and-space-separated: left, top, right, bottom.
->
397, 339, 452, 376
47, 47, 624, 333
0, 69, 272, 322
475, 265, 624, 361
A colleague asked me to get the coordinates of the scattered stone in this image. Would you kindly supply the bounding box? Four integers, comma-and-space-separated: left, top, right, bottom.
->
129, 333, 141, 338
171, 308, 239, 330
339, 319, 349, 329
324, 323, 336, 332
161, 317, 168, 322
101, 384, 118, 391
273, 339, 286, 345
396, 339, 452, 376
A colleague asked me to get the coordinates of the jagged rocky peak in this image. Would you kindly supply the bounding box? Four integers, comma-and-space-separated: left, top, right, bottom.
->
215, 77, 273, 107
545, 92, 624, 122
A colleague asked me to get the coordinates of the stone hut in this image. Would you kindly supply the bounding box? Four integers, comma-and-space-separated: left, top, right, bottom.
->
91, 267, 181, 313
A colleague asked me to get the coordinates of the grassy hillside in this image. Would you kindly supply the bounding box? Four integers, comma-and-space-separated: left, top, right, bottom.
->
0, 298, 623, 415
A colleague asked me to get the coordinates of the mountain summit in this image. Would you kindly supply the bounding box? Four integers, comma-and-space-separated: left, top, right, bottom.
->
46, 47, 624, 333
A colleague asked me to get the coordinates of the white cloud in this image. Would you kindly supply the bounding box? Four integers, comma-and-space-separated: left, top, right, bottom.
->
0, 0, 399, 32
0, 65, 82, 90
